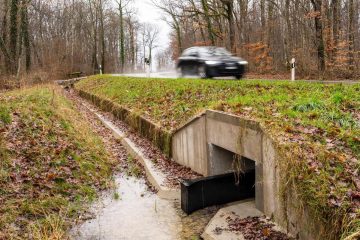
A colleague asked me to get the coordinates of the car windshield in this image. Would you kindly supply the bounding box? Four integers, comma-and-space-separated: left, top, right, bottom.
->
199, 48, 232, 57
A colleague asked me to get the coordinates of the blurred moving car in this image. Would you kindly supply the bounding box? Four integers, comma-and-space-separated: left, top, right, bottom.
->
176, 46, 248, 79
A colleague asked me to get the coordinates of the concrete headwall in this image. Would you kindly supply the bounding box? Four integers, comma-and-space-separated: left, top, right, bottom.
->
171, 110, 264, 176
171, 110, 323, 239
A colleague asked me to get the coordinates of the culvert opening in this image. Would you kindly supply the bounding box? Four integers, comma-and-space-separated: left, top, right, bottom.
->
181, 145, 256, 214
209, 144, 256, 176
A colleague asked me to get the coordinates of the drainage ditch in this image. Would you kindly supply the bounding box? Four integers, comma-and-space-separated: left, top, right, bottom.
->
66, 90, 219, 240
66, 88, 279, 239
70, 175, 218, 240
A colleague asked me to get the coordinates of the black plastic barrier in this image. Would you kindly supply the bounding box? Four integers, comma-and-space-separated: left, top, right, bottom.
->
180, 170, 255, 214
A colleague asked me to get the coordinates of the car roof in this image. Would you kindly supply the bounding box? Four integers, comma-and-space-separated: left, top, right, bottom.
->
186, 46, 218, 50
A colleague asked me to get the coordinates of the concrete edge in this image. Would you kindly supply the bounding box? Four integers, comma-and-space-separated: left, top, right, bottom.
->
84, 104, 180, 200
173, 111, 207, 134
172, 110, 262, 136
206, 110, 261, 131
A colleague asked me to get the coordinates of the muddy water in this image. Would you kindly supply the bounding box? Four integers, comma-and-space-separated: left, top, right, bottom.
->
70, 175, 218, 240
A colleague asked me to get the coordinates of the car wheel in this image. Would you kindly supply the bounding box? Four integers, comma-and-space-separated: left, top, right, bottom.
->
198, 65, 207, 79
235, 75, 243, 80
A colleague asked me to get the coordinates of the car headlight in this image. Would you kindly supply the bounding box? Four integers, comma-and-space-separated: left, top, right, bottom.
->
205, 60, 220, 65
238, 60, 248, 65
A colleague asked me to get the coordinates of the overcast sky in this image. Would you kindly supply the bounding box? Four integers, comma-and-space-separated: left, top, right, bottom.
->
133, 0, 171, 51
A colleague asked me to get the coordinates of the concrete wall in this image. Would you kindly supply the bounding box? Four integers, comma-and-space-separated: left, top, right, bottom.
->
171, 110, 322, 239
172, 110, 264, 176
206, 111, 263, 164
171, 115, 208, 175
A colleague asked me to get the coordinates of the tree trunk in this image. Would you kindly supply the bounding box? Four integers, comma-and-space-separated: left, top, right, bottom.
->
2, 0, 11, 72
0, 37, 11, 63
331, 0, 340, 61
267, 1, 274, 48
88, 0, 98, 74
99, 0, 105, 73
171, 15, 182, 54
201, 0, 215, 45
119, 1, 125, 73
237, 0, 248, 44
129, 21, 136, 71
260, 0, 266, 43
21, 0, 31, 72
348, 0, 355, 72
190, 0, 206, 43
311, 0, 325, 72
222, 0, 235, 52
9, 0, 19, 74
284, 0, 292, 60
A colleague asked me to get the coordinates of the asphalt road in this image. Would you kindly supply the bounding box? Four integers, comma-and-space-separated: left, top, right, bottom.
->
113, 71, 360, 84
114, 71, 251, 80
113, 71, 179, 79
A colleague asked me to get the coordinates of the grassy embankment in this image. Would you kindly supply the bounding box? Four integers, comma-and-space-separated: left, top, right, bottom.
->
0, 86, 115, 239
76, 75, 360, 239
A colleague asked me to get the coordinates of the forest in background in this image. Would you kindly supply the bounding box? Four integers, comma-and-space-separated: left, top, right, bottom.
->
0, 0, 360, 88
154, 0, 360, 79
0, 0, 171, 88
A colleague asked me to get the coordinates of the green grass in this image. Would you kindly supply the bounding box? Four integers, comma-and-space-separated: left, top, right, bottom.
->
126, 156, 142, 178
0, 105, 11, 125
76, 75, 359, 157
0, 85, 115, 239
113, 192, 121, 200
76, 75, 360, 239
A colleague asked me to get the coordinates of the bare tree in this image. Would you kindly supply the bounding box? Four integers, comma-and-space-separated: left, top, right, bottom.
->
2, 0, 360, 81
139, 23, 159, 71
115, 0, 132, 73
9, 0, 19, 74
310, 0, 325, 72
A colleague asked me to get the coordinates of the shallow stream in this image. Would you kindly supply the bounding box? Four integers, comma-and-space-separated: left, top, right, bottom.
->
70, 174, 217, 240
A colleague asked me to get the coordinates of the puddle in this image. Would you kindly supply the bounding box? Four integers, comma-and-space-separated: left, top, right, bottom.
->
70, 175, 218, 240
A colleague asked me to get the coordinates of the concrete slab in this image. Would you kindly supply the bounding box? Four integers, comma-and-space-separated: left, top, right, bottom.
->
202, 200, 290, 240
202, 200, 262, 240
84, 104, 180, 200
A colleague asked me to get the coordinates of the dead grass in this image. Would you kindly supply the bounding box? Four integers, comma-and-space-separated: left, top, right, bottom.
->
0, 85, 115, 239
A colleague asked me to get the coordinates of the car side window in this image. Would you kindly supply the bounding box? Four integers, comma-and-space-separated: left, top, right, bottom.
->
182, 49, 192, 57
189, 49, 198, 57
182, 48, 198, 57
198, 49, 208, 58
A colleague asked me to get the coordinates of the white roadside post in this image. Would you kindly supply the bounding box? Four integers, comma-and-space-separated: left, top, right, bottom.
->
99, 65, 103, 75
291, 58, 296, 81
145, 58, 151, 78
